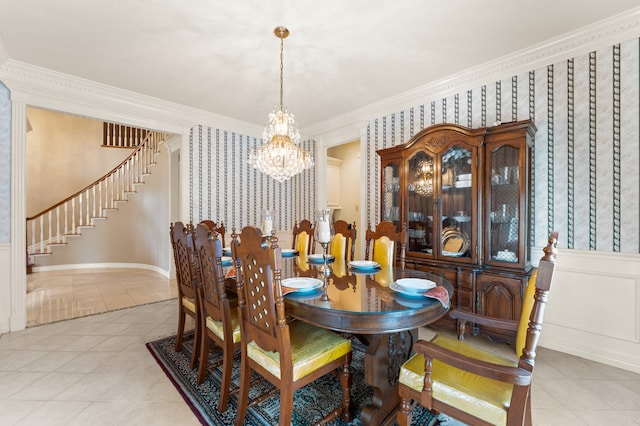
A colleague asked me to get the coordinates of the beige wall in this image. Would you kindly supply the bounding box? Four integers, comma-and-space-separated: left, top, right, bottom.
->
26, 108, 131, 217
328, 140, 361, 258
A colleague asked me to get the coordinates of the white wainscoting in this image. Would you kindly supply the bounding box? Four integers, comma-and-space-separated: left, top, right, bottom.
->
533, 247, 640, 374
0, 243, 11, 333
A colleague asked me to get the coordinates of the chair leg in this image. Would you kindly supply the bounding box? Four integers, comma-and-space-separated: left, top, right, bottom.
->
234, 354, 251, 426
339, 358, 352, 421
524, 393, 532, 426
279, 384, 294, 426
175, 307, 186, 352
189, 315, 200, 370
397, 396, 412, 426
196, 332, 210, 385
217, 342, 234, 413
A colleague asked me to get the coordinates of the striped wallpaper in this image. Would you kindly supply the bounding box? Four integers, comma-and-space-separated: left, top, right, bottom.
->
188, 125, 317, 234
186, 37, 640, 254
364, 37, 640, 254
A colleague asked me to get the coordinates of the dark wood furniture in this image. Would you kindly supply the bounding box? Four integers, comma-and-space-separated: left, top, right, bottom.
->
376, 120, 536, 340
331, 219, 357, 262
292, 219, 314, 256
191, 223, 240, 412
231, 226, 353, 426
397, 232, 558, 426
364, 221, 406, 268
169, 222, 200, 369
281, 258, 453, 426
200, 219, 226, 247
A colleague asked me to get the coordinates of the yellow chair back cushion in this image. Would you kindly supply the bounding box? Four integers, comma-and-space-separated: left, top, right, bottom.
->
399, 334, 516, 426
373, 236, 395, 267
516, 269, 538, 357
246, 321, 351, 381
330, 233, 347, 260
295, 231, 310, 256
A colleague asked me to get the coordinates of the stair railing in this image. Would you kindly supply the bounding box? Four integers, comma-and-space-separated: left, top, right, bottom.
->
26, 130, 166, 256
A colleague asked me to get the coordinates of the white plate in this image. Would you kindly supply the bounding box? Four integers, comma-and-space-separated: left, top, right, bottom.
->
453, 215, 471, 223
442, 250, 466, 257
348, 260, 380, 270
390, 282, 427, 298
281, 278, 323, 293
395, 278, 436, 293
222, 246, 232, 255
281, 249, 298, 258
221, 256, 233, 267
307, 253, 335, 263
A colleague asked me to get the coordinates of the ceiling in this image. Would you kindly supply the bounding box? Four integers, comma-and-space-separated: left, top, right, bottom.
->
1, 1, 639, 129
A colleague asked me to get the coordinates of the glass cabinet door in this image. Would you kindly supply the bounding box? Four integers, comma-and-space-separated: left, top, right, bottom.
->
488, 145, 520, 263
382, 162, 400, 227
407, 152, 434, 255
440, 145, 473, 259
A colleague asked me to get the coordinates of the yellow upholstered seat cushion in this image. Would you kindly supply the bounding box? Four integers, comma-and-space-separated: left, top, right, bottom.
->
399, 334, 516, 426
247, 321, 351, 381
205, 308, 241, 344
516, 269, 538, 357
330, 233, 347, 260
295, 231, 310, 256
373, 236, 395, 267
182, 296, 196, 314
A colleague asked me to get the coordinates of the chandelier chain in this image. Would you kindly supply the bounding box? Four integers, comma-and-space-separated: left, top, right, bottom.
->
279, 32, 284, 112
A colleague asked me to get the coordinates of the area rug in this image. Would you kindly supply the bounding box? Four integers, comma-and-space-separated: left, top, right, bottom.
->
146, 332, 440, 425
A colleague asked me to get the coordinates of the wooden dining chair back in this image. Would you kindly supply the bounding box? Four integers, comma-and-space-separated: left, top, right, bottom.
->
331, 220, 356, 262
292, 219, 314, 256
200, 220, 226, 247
365, 221, 406, 268
191, 223, 240, 412
231, 226, 353, 426
169, 221, 201, 369
397, 232, 559, 426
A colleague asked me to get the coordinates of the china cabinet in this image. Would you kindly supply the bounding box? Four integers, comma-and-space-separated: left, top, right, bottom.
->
378, 120, 536, 340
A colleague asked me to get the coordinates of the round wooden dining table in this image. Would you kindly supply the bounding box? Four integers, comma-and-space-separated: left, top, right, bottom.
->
280, 255, 453, 426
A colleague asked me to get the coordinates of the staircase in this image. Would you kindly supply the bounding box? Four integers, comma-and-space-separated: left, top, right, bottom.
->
26, 129, 167, 268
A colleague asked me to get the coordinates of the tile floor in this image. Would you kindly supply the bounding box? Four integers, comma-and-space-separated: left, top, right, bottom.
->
26, 268, 178, 327
1, 269, 638, 425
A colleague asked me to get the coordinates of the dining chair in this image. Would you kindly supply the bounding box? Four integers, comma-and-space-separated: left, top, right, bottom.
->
331, 220, 356, 262
169, 222, 201, 369
191, 223, 240, 412
292, 219, 314, 256
397, 232, 559, 426
365, 221, 407, 268
231, 226, 353, 426
200, 219, 226, 247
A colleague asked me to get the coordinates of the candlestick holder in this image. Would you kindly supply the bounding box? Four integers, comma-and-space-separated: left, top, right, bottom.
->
314, 208, 334, 277
318, 241, 332, 276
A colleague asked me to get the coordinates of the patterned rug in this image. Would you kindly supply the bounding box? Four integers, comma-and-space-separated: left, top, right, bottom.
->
146, 332, 441, 425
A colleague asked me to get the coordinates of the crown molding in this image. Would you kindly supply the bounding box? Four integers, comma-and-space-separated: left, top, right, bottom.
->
304, 6, 640, 146
0, 60, 263, 137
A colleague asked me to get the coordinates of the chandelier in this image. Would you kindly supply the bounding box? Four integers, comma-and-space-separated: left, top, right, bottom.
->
249, 26, 314, 182
414, 160, 434, 197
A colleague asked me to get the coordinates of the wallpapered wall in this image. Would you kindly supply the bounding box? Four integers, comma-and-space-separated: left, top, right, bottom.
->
188, 125, 317, 233
364, 38, 640, 254
0, 82, 9, 243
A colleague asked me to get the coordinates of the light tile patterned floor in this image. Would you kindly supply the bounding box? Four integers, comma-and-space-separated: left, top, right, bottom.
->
0, 269, 637, 425
26, 268, 178, 327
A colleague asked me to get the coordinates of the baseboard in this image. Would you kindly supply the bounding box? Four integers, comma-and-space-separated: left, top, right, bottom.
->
32, 262, 170, 278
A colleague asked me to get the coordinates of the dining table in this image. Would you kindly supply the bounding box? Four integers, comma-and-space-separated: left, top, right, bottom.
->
279, 253, 453, 426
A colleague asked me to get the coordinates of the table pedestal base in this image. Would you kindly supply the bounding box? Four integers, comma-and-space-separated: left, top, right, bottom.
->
359, 329, 417, 426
